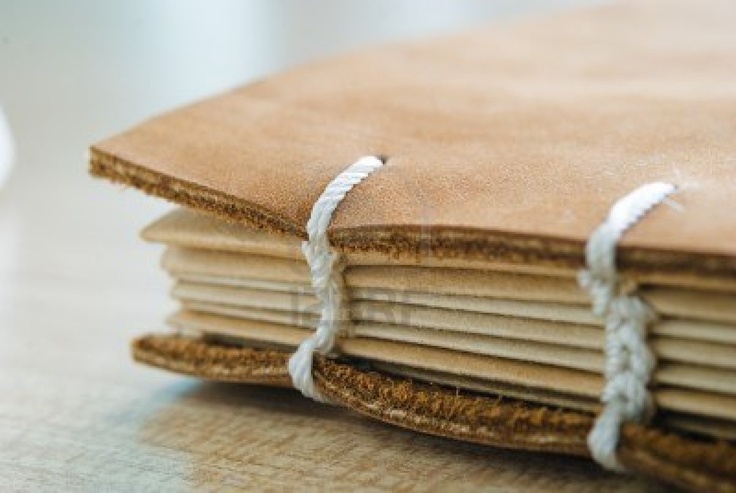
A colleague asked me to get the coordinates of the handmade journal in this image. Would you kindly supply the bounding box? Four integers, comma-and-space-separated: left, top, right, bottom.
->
91, 1, 736, 491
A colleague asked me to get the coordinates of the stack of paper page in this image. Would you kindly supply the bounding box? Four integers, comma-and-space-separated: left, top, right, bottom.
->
144, 208, 736, 442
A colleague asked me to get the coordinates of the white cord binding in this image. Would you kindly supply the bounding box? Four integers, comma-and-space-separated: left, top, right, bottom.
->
579, 182, 677, 471
288, 155, 385, 402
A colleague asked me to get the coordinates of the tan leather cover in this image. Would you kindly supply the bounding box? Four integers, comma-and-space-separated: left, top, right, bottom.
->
91, 0, 736, 279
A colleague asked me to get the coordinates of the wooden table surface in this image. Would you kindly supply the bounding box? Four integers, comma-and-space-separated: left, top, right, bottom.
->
0, 1, 657, 490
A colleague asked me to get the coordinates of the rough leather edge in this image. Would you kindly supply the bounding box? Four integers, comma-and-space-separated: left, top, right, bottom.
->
89, 151, 304, 238
90, 152, 736, 280
618, 429, 736, 493
313, 354, 592, 456
132, 334, 736, 492
132, 333, 292, 387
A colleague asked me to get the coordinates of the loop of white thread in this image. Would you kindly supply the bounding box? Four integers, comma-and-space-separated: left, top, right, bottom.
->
288, 155, 385, 403
579, 182, 677, 471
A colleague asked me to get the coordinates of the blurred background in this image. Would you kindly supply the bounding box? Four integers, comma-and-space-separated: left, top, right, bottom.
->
0, 1, 598, 487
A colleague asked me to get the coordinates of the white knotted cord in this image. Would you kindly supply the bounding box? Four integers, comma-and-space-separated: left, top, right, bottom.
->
288, 156, 385, 402
579, 182, 677, 471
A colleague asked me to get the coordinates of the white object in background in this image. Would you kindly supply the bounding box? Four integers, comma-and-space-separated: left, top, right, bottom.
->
0, 107, 13, 189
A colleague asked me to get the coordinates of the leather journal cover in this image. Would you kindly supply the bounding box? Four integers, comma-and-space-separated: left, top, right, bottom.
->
90, 1, 736, 491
